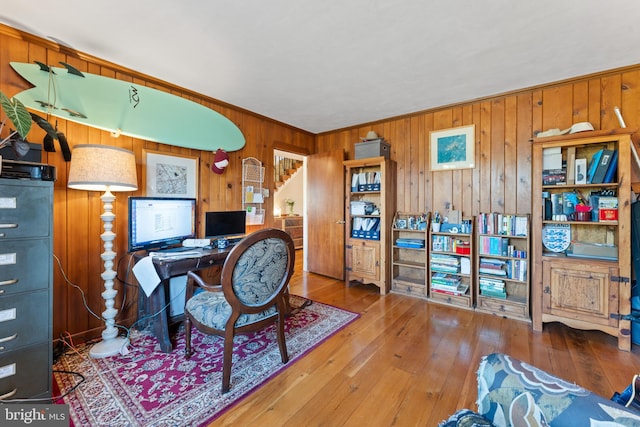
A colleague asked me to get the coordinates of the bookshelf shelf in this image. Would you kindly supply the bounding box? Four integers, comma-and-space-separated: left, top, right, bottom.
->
476, 212, 531, 322
428, 218, 475, 310
344, 157, 396, 295
391, 212, 429, 299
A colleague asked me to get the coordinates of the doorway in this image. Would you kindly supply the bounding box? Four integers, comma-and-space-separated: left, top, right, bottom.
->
274, 149, 307, 268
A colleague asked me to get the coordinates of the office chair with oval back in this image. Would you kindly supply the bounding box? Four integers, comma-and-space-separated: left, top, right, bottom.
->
183, 228, 295, 393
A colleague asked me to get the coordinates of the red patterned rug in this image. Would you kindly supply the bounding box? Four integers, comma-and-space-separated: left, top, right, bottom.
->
54, 295, 358, 426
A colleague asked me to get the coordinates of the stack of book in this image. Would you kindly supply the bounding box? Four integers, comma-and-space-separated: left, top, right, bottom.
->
350, 201, 374, 215
478, 258, 507, 276
431, 273, 469, 296
479, 277, 507, 299
395, 238, 425, 248
430, 254, 460, 274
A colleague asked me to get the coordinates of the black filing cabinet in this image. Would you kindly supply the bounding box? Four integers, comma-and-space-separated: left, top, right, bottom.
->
0, 178, 53, 400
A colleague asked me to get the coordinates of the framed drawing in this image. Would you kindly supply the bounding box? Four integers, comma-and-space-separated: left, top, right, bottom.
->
143, 150, 199, 198
429, 124, 475, 171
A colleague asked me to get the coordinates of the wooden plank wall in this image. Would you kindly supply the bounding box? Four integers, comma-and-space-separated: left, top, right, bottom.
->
317, 69, 640, 220
3, 22, 640, 342
0, 26, 314, 341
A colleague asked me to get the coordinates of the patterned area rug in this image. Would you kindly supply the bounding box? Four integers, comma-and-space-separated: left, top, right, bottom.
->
54, 295, 358, 426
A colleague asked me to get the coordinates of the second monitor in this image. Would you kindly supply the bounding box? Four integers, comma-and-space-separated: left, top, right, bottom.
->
205, 210, 247, 239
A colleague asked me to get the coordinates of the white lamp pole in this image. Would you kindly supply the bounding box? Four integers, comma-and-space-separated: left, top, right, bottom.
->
68, 144, 138, 358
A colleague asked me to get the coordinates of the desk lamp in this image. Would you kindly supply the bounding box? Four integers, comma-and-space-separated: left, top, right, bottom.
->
67, 144, 138, 358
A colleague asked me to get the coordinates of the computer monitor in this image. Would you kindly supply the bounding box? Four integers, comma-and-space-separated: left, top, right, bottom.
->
127, 197, 196, 252
205, 210, 246, 239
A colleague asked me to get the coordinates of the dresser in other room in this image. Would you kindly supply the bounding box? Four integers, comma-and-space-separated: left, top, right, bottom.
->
274, 216, 303, 249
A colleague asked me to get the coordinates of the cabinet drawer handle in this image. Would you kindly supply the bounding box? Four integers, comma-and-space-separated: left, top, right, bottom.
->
0, 333, 17, 345
0, 388, 17, 400
0, 279, 18, 287
0, 224, 18, 229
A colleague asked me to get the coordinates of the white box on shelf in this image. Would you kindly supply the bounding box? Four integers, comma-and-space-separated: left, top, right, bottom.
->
575, 158, 587, 184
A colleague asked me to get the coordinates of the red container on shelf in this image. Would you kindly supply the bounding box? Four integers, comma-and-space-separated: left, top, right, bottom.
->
455, 243, 471, 255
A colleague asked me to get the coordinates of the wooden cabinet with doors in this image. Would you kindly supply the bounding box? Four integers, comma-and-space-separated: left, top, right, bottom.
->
344, 157, 395, 295
531, 129, 636, 351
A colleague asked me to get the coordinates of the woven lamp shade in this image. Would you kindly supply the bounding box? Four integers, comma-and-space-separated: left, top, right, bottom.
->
68, 144, 138, 191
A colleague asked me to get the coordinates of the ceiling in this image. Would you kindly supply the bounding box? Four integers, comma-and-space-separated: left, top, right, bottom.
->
2, 1, 640, 134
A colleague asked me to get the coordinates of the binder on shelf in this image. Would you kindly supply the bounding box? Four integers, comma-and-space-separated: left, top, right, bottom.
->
591, 149, 615, 184
603, 149, 618, 183
587, 149, 603, 183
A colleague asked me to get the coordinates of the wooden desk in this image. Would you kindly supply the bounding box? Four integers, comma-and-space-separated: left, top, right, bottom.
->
136, 247, 232, 353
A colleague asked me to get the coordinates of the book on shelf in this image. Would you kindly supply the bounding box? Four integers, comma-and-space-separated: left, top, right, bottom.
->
603, 149, 618, 183
598, 196, 618, 222
480, 288, 507, 299
542, 169, 566, 185
352, 217, 380, 231
431, 276, 462, 287
587, 149, 603, 184
460, 257, 471, 275
505, 259, 527, 281
431, 266, 460, 274
479, 236, 508, 256
477, 213, 528, 236
431, 285, 469, 297
395, 238, 425, 248
352, 171, 382, 191
479, 276, 507, 298
350, 201, 374, 215
479, 258, 507, 276
591, 149, 615, 184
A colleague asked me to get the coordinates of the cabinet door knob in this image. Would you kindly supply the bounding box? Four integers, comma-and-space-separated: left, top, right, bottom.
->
336, 220, 346, 224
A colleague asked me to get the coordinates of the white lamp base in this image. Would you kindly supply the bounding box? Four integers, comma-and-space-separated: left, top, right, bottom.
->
89, 336, 130, 359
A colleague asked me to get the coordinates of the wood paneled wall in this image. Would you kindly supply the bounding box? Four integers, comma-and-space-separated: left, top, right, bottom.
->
3, 23, 640, 342
317, 68, 640, 219
0, 26, 314, 341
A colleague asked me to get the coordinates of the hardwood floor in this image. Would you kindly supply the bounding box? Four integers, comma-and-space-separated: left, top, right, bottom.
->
213, 252, 640, 426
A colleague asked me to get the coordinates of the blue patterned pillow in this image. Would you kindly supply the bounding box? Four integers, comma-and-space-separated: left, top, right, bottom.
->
477, 353, 640, 426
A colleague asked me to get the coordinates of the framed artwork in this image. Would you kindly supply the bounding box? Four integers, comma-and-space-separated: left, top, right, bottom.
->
429, 124, 475, 171
143, 150, 199, 198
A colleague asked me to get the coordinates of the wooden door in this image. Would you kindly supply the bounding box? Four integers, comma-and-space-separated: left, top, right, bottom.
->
307, 149, 345, 279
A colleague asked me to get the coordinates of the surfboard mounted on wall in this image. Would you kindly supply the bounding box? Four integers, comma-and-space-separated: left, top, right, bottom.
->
10, 62, 246, 152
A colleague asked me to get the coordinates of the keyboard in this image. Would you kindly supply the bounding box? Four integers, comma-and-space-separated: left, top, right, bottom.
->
148, 250, 203, 260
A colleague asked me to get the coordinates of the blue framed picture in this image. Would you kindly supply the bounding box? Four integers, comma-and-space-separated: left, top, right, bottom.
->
429, 124, 475, 171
